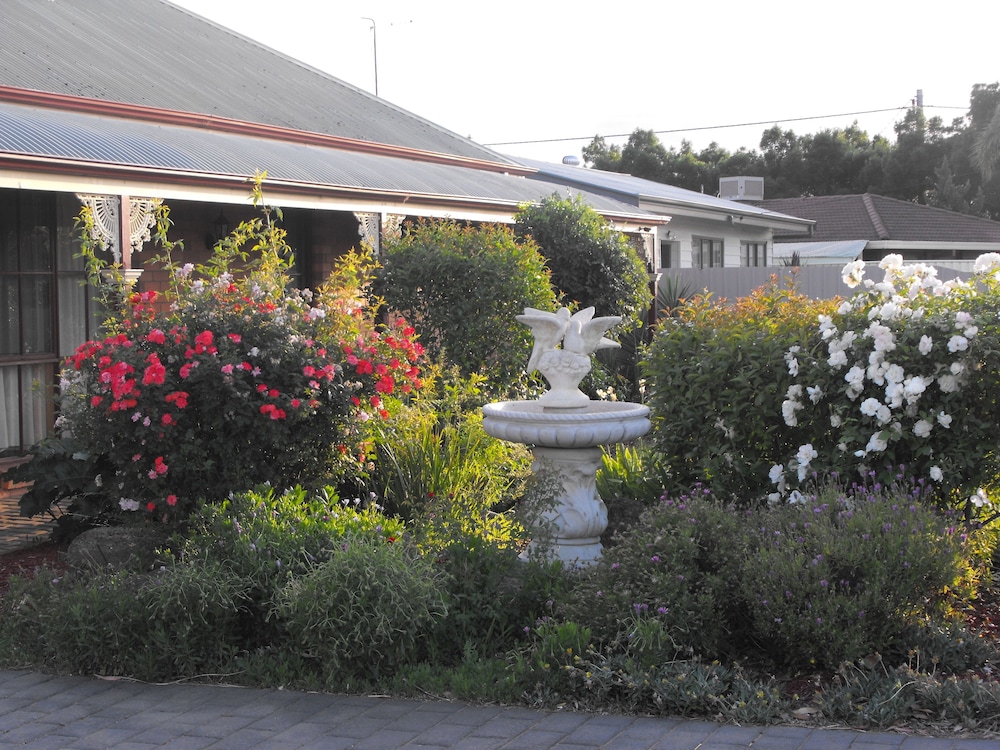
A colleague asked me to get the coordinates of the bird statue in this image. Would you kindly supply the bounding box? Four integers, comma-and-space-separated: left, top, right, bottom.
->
562, 307, 621, 357
517, 307, 571, 373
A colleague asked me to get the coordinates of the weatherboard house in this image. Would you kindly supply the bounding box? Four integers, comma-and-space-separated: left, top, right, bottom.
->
0, 0, 808, 458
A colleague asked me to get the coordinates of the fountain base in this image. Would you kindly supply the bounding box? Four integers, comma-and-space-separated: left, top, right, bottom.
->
482, 400, 650, 565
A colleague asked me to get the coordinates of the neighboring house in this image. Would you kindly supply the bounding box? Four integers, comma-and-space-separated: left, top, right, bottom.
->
0, 0, 666, 455
517, 159, 814, 271
750, 193, 1000, 265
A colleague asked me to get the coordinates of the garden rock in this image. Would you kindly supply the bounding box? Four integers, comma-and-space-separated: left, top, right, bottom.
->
66, 526, 170, 576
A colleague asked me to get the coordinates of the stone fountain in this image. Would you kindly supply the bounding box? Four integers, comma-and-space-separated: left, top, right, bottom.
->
482, 307, 650, 564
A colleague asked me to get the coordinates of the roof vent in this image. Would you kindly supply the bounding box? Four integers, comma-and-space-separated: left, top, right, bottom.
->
719, 176, 764, 201
562, 155, 582, 166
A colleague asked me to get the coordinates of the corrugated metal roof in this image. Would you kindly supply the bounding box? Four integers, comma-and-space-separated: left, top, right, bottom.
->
515, 157, 814, 227
0, 101, 660, 221
1, 0, 510, 164
772, 240, 867, 262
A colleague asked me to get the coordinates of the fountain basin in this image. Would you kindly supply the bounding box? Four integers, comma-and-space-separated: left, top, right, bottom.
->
482, 400, 650, 448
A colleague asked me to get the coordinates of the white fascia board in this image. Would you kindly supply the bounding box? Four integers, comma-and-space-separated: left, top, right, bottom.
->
637, 195, 812, 232
0, 168, 517, 223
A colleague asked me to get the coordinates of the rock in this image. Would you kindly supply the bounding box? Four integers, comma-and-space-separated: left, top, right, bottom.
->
66, 526, 170, 576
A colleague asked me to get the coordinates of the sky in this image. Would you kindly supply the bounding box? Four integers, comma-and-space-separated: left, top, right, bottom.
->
172, 0, 997, 165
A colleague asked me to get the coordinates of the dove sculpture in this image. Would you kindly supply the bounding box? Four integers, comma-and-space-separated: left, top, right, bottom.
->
516, 306, 622, 408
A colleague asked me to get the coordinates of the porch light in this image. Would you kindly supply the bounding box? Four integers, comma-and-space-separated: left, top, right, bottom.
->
209, 209, 230, 246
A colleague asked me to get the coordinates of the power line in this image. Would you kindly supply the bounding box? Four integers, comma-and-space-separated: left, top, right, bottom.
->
484, 105, 967, 147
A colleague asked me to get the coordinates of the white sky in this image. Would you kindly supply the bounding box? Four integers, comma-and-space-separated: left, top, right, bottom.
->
173, 0, 998, 165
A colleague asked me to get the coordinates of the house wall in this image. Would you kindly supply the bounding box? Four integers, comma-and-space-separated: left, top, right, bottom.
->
657, 263, 972, 307
653, 218, 772, 270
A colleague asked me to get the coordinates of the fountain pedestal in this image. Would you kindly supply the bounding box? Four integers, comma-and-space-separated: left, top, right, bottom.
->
482, 400, 650, 564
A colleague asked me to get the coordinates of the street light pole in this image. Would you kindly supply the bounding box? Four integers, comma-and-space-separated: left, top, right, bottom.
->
361, 17, 378, 96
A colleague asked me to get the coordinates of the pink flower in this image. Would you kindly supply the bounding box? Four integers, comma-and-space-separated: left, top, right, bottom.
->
221, 363, 235, 375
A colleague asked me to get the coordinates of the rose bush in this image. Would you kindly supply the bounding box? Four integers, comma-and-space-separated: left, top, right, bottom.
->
57, 197, 422, 522
772, 254, 1000, 523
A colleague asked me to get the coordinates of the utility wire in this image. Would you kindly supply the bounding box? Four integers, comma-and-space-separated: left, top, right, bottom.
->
484, 105, 967, 147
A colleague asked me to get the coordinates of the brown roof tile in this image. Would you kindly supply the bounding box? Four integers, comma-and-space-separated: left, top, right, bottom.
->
753, 194, 1000, 243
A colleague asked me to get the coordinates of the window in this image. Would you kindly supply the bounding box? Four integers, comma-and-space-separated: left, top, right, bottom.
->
0, 190, 97, 453
658, 240, 679, 269
693, 237, 723, 269
740, 241, 767, 267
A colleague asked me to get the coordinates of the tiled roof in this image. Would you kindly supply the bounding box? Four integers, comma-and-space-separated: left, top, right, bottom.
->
0, 0, 510, 164
754, 194, 1000, 242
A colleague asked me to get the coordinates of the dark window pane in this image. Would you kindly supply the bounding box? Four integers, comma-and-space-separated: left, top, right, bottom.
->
19, 194, 53, 272
56, 193, 85, 271
22, 276, 53, 354
0, 276, 18, 354
0, 195, 16, 273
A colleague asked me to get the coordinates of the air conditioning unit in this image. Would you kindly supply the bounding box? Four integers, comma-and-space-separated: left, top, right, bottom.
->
719, 176, 764, 201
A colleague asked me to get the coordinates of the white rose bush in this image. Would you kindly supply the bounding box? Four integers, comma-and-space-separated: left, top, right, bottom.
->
772, 253, 1000, 523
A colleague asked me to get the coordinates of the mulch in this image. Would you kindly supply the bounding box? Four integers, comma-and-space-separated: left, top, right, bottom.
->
0, 540, 69, 593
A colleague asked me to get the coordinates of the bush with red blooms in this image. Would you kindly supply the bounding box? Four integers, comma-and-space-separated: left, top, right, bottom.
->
58, 194, 422, 522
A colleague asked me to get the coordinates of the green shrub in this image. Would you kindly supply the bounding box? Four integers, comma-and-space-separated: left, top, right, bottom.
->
0, 560, 246, 681
427, 537, 564, 663
740, 482, 980, 670
367, 400, 531, 531
643, 278, 835, 503
514, 194, 651, 334
182, 484, 404, 649
375, 219, 557, 399
274, 538, 447, 679
597, 443, 670, 506
559, 491, 747, 658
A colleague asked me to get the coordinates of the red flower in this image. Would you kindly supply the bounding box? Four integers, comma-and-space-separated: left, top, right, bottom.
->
375, 375, 395, 395
227, 333, 242, 343
142, 354, 167, 386
166, 494, 178, 507
146, 329, 166, 344
161, 413, 174, 425
165, 391, 189, 409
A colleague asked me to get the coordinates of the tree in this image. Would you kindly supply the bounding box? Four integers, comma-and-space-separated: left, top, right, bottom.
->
375, 220, 557, 399
928, 156, 971, 213
513, 194, 651, 334
582, 135, 621, 171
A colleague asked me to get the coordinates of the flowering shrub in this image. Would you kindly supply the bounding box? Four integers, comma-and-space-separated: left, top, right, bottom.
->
740, 481, 977, 670
772, 254, 1000, 521
559, 487, 747, 658
58, 195, 422, 522
556, 480, 985, 673
643, 277, 837, 502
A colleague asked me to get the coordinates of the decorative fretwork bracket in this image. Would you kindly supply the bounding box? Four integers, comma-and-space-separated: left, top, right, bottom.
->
75, 194, 161, 265
354, 212, 405, 256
